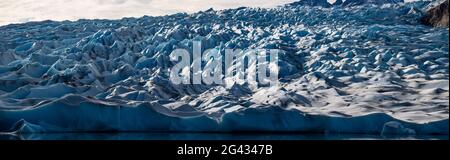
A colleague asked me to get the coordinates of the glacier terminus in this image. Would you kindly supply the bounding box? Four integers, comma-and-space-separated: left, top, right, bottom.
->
0, 0, 448, 138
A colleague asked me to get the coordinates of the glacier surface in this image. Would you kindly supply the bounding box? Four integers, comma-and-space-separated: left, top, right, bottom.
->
0, 1, 448, 135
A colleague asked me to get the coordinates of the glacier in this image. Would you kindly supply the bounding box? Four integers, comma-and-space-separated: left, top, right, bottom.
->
0, 0, 448, 136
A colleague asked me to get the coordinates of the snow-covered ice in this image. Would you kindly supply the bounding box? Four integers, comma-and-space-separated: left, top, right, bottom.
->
0, 0, 448, 135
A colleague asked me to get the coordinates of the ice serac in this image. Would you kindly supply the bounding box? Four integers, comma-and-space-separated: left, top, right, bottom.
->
420, 0, 449, 27
333, 0, 343, 5
288, 0, 332, 7
0, 1, 448, 135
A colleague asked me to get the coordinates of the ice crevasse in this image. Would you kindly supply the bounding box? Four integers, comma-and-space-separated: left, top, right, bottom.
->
0, 0, 448, 135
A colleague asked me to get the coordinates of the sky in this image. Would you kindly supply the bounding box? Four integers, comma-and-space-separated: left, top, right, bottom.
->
0, 0, 421, 26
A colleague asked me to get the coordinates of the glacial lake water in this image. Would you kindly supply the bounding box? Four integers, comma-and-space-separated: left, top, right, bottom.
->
0, 133, 447, 140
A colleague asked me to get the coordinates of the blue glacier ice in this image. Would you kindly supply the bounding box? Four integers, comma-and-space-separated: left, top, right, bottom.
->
0, 0, 448, 135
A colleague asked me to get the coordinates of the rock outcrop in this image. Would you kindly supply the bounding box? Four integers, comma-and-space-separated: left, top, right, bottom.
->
342, 0, 404, 6
420, 0, 449, 27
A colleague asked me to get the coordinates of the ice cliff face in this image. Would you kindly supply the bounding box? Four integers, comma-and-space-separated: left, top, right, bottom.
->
0, 1, 448, 135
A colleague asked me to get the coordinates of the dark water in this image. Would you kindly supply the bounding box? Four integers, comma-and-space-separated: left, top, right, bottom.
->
0, 133, 447, 140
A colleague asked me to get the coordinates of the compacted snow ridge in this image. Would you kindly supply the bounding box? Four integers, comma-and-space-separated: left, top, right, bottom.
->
0, 0, 448, 135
